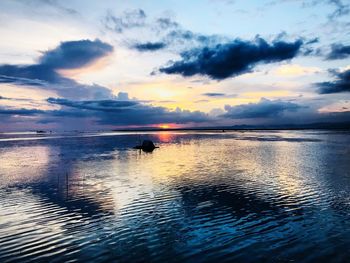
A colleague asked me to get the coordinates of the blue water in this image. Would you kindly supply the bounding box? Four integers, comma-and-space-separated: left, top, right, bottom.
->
0, 130, 349, 262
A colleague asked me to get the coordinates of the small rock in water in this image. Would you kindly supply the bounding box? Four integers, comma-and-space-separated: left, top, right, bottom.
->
134, 140, 159, 152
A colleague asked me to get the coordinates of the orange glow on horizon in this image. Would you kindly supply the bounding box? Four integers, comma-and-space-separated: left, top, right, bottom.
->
159, 124, 171, 129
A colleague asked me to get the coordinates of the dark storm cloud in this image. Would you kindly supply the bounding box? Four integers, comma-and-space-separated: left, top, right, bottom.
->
133, 42, 167, 52
317, 69, 350, 94
222, 98, 303, 119
159, 37, 303, 80
326, 44, 350, 60
39, 39, 113, 69
0, 39, 114, 100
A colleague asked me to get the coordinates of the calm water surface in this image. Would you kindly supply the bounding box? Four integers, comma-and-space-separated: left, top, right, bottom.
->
0, 130, 350, 262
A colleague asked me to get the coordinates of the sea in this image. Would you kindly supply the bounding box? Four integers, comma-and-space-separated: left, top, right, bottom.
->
0, 130, 349, 262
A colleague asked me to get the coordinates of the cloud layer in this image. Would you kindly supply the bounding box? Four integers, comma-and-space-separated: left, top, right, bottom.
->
39, 39, 113, 69
47, 97, 211, 125
1, 95, 213, 128
133, 42, 167, 51
0, 39, 114, 100
103, 9, 147, 33
0, 96, 211, 127
326, 44, 350, 60
222, 98, 303, 119
317, 69, 350, 94
159, 37, 303, 80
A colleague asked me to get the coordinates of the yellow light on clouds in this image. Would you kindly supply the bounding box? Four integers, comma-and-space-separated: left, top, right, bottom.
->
274, 64, 320, 76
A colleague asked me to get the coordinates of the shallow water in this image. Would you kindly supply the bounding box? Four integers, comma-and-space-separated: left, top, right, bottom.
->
0, 130, 350, 262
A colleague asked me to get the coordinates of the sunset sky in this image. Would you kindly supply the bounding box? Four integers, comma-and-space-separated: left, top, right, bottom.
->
0, 0, 349, 130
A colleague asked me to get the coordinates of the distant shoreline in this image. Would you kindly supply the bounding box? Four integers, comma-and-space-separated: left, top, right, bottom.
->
111, 127, 350, 132
1, 122, 350, 134
111, 122, 350, 132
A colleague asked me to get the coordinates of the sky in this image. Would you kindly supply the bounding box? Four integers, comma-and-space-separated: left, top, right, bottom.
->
0, 0, 349, 131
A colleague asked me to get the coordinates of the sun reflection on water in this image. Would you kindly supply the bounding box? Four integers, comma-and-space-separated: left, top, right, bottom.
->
0, 145, 54, 186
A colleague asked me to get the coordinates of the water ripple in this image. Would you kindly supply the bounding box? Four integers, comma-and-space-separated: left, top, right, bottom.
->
0, 131, 350, 262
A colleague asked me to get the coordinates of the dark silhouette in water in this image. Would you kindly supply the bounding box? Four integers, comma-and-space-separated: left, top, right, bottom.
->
134, 140, 159, 152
